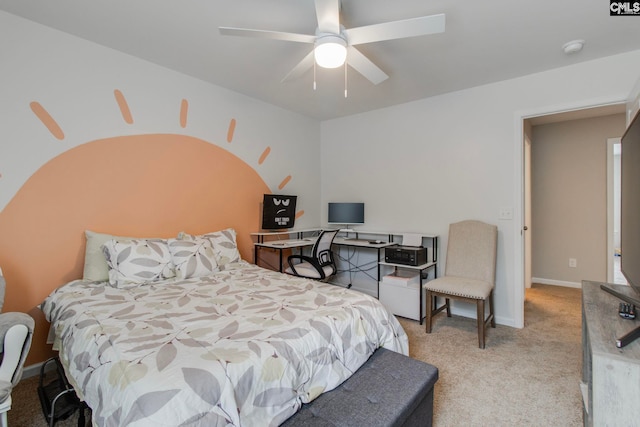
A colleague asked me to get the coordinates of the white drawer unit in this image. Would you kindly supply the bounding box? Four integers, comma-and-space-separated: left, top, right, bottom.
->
378, 235, 438, 324
379, 271, 427, 321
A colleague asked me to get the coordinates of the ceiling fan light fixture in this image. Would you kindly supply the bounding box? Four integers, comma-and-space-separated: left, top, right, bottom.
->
314, 35, 347, 68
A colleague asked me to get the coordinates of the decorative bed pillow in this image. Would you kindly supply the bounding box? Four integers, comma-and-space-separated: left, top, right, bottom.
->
168, 237, 218, 279
101, 238, 175, 287
83, 230, 135, 282
179, 228, 241, 268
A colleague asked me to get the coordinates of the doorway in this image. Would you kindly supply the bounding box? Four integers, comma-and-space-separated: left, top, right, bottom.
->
522, 105, 627, 315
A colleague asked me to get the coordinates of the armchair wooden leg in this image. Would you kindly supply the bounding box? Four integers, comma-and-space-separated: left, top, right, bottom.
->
477, 299, 486, 349
445, 298, 451, 317
425, 289, 433, 333
489, 290, 496, 328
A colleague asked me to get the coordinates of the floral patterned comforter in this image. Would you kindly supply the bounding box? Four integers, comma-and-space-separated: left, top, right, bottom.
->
41, 261, 408, 426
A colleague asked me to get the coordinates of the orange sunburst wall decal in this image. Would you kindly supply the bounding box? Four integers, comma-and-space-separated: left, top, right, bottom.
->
180, 99, 188, 128
114, 89, 133, 124
0, 89, 304, 365
227, 118, 236, 143
29, 102, 64, 140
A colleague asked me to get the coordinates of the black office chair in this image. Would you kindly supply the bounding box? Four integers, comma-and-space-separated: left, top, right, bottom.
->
285, 229, 339, 281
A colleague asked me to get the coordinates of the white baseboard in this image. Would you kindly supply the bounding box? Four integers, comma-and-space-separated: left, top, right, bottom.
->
532, 277, 582, 289
22, 359, 57, 380
22, 361, 44, 379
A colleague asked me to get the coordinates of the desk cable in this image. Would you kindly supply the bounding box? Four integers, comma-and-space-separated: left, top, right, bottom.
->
335, 247, 378, 284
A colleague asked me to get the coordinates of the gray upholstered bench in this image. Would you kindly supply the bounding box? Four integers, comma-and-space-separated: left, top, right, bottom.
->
281, 347, 439, 427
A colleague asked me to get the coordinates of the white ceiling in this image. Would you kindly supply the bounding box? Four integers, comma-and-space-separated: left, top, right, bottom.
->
2, 0, 640, 120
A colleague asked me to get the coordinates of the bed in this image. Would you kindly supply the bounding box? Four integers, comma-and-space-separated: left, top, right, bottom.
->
40, 229, 408, 427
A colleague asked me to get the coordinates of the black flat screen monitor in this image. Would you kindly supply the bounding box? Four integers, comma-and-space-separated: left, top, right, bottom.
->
621, 110, 640, 299
261, 194, 297, 230
328, 202, 365, 226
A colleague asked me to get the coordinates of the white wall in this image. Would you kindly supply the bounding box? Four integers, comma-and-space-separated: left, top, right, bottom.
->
0, 11, 322, 227
321, 49, 640, 327
627, 76, 640, 124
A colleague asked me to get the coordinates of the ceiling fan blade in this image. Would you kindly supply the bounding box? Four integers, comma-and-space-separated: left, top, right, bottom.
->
346, 46, 388, 85
281, 50, 315, 83
344, 13, 445, 45
219, 27, 315, 44
314, 0, 341, 34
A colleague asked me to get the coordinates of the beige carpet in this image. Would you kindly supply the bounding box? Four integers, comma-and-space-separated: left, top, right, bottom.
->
401, 283, 583, 426
8, 283, 582, 426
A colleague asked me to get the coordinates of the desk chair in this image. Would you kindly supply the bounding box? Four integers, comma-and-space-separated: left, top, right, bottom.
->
0, 267, 35, 426
285, 229, 339, 281
423, 220, 497, 349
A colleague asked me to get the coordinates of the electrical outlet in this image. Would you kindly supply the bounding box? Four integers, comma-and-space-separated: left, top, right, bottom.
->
569, 258, 577, 268
499, 207, 513, 220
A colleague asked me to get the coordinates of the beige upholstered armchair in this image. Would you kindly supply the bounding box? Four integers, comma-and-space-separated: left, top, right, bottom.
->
0, 267, 35, 426
423, 220, 498, 348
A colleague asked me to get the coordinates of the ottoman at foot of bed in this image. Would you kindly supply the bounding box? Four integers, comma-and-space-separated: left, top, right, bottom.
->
281, 347, 439, 427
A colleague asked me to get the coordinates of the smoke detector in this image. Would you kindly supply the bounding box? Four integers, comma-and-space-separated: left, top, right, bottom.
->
563, 40, 585, 55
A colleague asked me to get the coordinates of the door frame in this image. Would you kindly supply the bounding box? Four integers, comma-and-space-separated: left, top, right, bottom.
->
523, 130, 532, 289
513, 97, 627, 328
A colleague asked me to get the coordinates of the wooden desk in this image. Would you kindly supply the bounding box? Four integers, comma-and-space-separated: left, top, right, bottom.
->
253, 238, 315, 272
253, 236, 394, 274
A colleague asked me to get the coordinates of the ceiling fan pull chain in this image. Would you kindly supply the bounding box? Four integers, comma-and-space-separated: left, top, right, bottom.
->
344, 62, 348, 98
313, 60, 317, 91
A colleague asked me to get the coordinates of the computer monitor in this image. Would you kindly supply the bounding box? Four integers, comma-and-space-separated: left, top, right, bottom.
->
327, 202, 365, 226
261, 194, 297, 230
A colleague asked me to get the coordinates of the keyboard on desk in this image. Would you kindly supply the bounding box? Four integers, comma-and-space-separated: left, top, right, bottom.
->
343, 239, 370, 243
270, 238, 315, 246
341, 238, 386, 244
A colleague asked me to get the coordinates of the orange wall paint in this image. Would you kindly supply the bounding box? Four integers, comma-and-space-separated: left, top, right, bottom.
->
0, 133, 271, 365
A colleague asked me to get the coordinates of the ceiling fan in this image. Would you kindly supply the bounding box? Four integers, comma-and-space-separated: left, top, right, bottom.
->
219, 0, 445, 85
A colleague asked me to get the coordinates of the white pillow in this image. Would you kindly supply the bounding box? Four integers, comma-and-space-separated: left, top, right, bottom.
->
168, 237, 218, 279
102, 238, 175, 287
83, 230, 134, 282
179, 228, 241, 268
